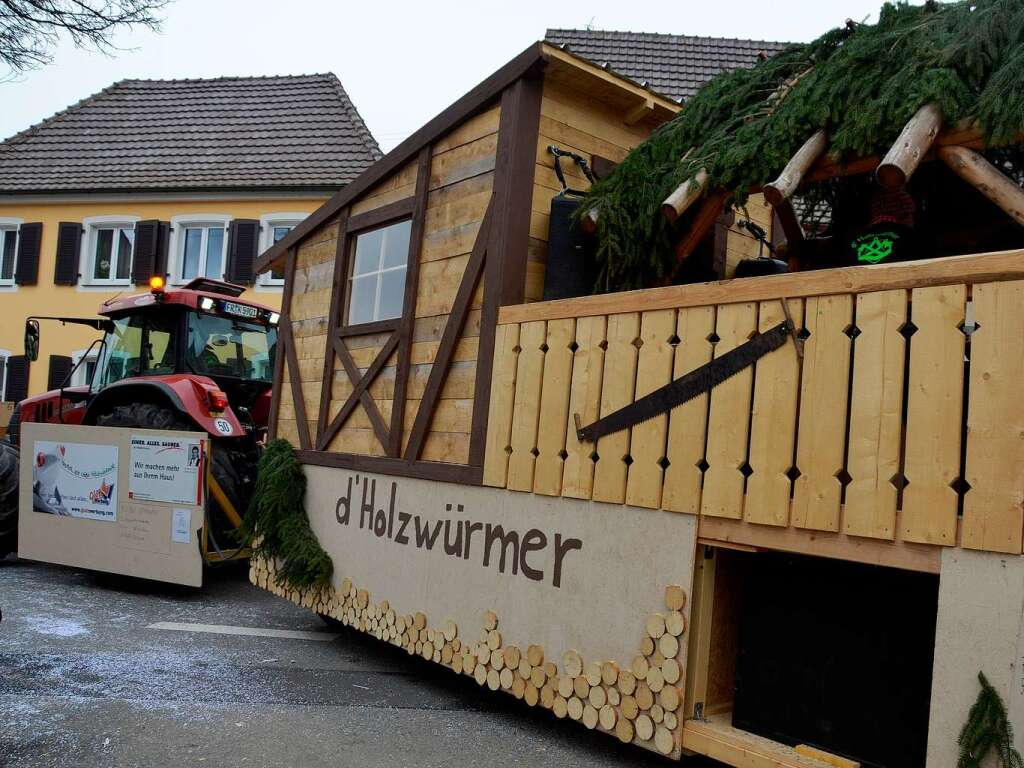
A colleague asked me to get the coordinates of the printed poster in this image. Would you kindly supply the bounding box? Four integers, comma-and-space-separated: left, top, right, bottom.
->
32, 440, 118, 521
128, 435, 204, 506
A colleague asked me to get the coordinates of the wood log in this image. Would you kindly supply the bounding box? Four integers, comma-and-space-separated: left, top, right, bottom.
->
662, 658, 682, 684
939, 145, 1024, 226
585, 661, 603, 687
527, 644, 544, 667
567, 696, 584, 720
599, 703, 618, 730
553, 695, 569, 718
636, 682, 655, 710
655, 726, 675, 755
651, 704, 664, 724
773, 198, 805, 246
504, 645, 521, 669
646, 614, 667, 639
665, 611, 687, 637
641, 636, 656, 656
665, 585, 687, 612
525, 682, 540, 706
562, 649, 583, 678
661, 168, 709, 222
601, 661, 619, 686
664, 711, 679, 731
512, 676, 526, 699
877, 103, 943, 189
583, 704, 600, 729
589, 685, 607, 708
659, 633, 680, 659
647, 666, 665, 692
660, 685, 681, 712
573, 675, 591, 699
558, 675, 575, 699
763, 130, 828, 205
607, 687, 621, 706
636, 713, 655, 741
483, 610, 498, 630
632, 655, 650, 679
616, 717, 635, 743
618, 669, 637, 695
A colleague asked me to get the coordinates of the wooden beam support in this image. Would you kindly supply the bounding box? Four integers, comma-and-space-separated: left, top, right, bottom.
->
318, 332, 399, 451
938, 144, 1024, 226
624, 97, 655, 126
315, 211, 349, 445
406, 201, 494, 461
877, 103, 943, 189
665, 192, 727, 284
280, 318, 311, 450
661, 168, 709, 222
773, 198, 805, 244
329, 333, 397, 453
268, 246, 296, 442
763, 130, 827, 205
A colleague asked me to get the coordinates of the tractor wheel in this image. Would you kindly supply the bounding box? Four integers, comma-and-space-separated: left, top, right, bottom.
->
94, 403, 256, 540
0, 441, 19, 559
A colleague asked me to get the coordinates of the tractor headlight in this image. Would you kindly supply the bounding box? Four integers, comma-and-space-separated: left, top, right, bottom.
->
199, 297, 215, 311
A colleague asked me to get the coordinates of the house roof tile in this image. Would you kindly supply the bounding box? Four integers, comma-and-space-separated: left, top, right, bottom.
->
0, 73, 382, 194
545, 28, 789, 102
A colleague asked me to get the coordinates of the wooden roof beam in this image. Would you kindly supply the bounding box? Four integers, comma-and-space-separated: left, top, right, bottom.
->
876, 103, 943, 189
763, 130, 828, 205
939, 145, 1024, 227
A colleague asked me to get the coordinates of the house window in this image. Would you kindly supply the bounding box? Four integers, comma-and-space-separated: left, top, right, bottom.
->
347, 219, 412, 326
0, 227, 18, 285
179, 224, 226, 282
259, 223, 296, 286
71, 349, 100, 388
89, 224, 135, 284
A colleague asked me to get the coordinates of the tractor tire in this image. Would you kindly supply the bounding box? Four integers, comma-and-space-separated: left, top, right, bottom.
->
94, 403, 256, 537
0, 441, 19, 559
5, 405, 20, 446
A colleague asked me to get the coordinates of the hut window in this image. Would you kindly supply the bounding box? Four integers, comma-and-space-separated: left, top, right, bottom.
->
347, 219, 412, 326
0, 226, 17, 285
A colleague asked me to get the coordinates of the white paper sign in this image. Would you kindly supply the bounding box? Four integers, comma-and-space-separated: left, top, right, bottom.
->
171, 508, 191, 544
31, 440, 119, 522
128, 435, 204, 506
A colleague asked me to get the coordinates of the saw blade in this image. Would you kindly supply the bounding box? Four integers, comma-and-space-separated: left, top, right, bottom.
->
576, 320, 792, 443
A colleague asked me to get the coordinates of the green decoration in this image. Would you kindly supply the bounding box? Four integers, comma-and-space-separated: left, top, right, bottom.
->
579, 0, 1024, 291
853, 232, 898, 263
242, 438, 333, 589
957, 671, 1023, 768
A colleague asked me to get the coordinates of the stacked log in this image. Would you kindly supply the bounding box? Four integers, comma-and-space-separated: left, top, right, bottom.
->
249, 557, 689, 758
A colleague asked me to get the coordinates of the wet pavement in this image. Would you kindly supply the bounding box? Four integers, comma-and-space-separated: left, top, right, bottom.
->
0, 557, 719, 767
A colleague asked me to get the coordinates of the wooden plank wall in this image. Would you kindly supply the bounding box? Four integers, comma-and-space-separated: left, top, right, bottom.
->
277, 105, 501, 466
527, 81, 653, 301
484, 275, 1024, 558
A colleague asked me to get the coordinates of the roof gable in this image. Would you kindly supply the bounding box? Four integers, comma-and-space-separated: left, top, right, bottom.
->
0, 73, 382, 194
545, 28, 789, 102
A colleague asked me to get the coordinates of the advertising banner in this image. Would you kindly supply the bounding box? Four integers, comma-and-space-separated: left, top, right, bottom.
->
127, 434, 204, 505
31, 440, 118, 521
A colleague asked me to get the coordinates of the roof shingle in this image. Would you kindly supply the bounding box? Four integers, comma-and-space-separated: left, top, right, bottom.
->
545, 28, 789, 102
0, 73, 382, 194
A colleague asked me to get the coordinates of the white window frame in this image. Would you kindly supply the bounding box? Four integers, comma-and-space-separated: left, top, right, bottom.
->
0, 349, 10, 401
256, 212, 307, 290
79, 215, 140, 288
168, 214, 232, 285
346, 219, 412, 327
0, 217, 23, 291
70, 348, 101, 388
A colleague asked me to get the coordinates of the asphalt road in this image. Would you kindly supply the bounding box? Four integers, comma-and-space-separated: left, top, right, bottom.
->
0, 557, 719, 768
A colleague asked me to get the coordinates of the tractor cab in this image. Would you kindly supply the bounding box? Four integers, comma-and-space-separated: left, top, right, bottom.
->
18, 278, 278, 441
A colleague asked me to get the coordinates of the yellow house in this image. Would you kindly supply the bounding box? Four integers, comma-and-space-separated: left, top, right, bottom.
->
0, 73, 380, 401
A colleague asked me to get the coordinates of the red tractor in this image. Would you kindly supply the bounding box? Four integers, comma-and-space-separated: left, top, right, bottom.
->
0, 277, 279, 560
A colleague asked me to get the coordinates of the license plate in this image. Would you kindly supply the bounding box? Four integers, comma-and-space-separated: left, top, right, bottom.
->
221, 301, 258, 318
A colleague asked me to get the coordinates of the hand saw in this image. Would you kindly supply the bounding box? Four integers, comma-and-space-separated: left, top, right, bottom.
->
574, 318, 795, 444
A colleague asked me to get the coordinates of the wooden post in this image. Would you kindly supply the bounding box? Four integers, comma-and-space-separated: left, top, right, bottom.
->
938, 145, 1024, 226
661, 169, 709, 222
877, 103, 943, 189
763, 130, 828, 205
663, 193, 727, 285
773, 198, 805, 245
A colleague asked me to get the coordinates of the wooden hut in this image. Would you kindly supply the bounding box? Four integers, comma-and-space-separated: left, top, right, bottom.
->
253, 23, 1024, 768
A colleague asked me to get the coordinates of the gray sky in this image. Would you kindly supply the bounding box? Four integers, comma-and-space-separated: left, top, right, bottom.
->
1, 0, 885, 151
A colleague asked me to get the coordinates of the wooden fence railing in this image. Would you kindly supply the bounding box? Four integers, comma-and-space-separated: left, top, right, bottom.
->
482, 251, 1024, 557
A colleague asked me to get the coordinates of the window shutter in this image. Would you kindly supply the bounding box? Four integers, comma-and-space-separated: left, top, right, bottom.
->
5, 355, 29, 403
132, 219, 163, 284
13, 222, 42, 285
47, 355, 73, 390
157, 222, 171, 278
227, 219, 260, 285
53, 222, 82, 285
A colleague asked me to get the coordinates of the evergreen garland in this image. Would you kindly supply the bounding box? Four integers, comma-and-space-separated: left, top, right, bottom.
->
242, 439, 333, 589
579, 0, 1024, 291
958, 672, 1023, 768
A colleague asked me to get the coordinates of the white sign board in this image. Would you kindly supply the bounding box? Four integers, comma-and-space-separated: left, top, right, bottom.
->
31, 439, 118, 521
128, 434, 204, 505
19, 423, 205, 587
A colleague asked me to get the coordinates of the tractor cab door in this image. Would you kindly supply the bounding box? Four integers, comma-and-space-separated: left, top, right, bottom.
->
93, 309, 181, 393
